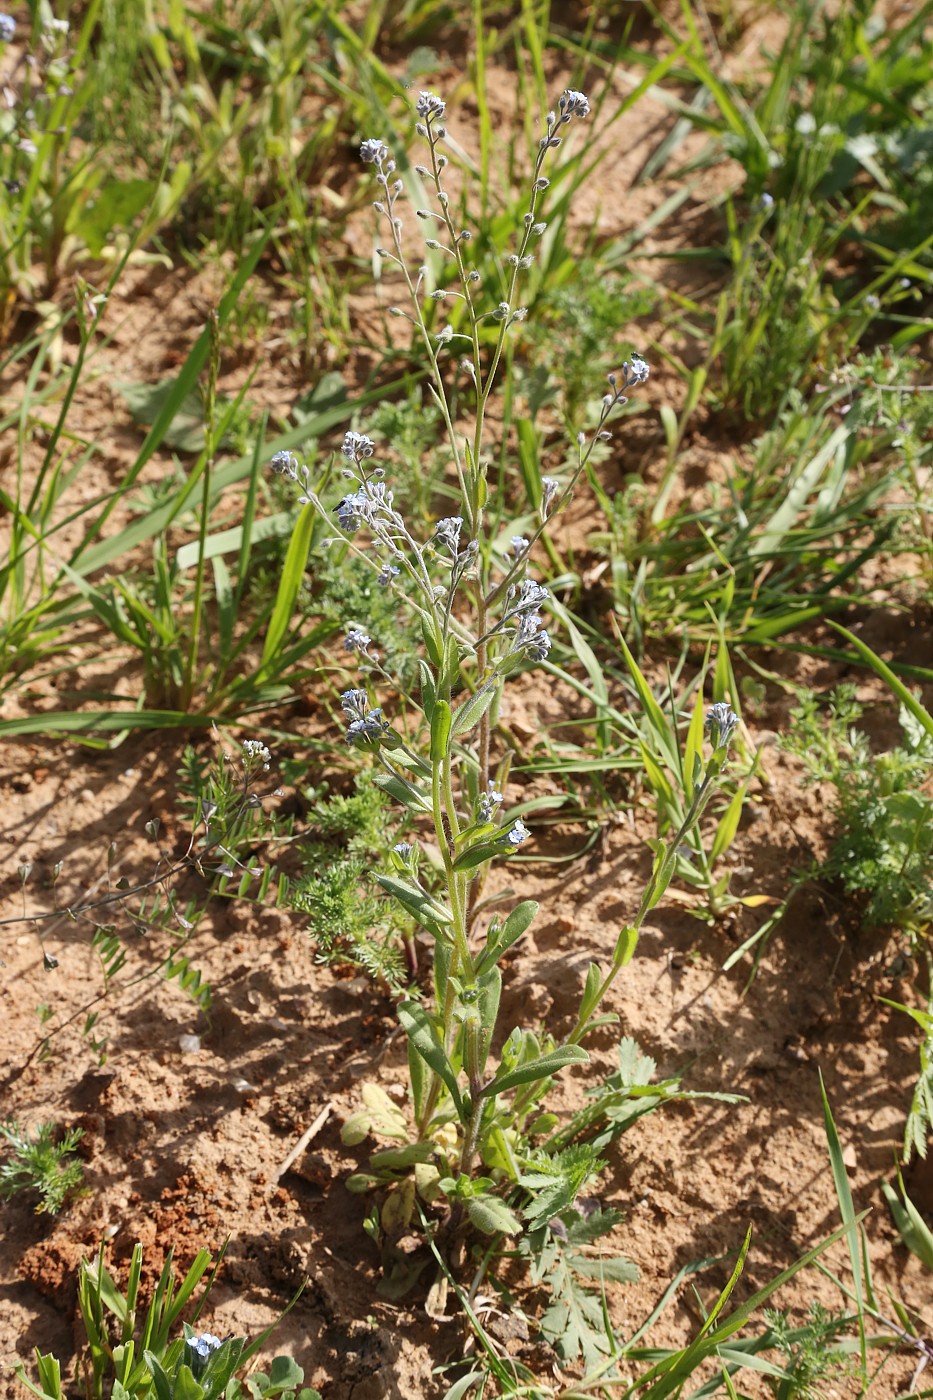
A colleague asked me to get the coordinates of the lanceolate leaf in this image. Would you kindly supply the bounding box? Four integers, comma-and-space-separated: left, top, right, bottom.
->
481, 1045, 588, 1099
397, 1002, 464, 1121
376, 874, 453, 940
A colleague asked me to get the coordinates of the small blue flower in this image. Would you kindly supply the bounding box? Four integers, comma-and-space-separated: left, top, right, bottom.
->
503, 820, 530, 847
340, 689, 369, 719
393, 842, 413, 860
510, 536, 529, 557
622, 356, 650, 387
377, 563, 400, 587
434, 516, 464, 554
0, 14, 15, 41
360, 139, 388, 165
342, 431, 375, 460
188, 1333, 223, 1360
540, 477, 560, 518
525, 628, 551, 662
344, 629, 372, 652
270, 449, 299, 473
479, 783, 503, 823
510, 580, 548, 614
416, 92, 446, 121
336, 491, 368, 533
705, 702, 739, 751
185, 1333, 224, 1378
559, 90, 590, 119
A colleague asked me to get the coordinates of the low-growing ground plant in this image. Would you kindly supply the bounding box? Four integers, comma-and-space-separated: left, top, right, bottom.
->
15, 1243, 318, 1400
0, 1118, 85, 1215
783, 684, 933, 939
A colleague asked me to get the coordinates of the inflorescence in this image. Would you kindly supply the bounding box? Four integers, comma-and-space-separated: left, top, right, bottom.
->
272, 86, 650, 861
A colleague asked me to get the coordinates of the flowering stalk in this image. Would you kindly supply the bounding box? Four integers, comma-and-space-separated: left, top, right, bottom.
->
273, 90, 651, 1198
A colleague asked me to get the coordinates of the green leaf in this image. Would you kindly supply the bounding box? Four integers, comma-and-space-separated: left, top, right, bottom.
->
370, 1142, 436, 1170
170, 1364, 203, 1400
466, 1194, 522, 1236
265, 1356, 304, 1395
710, 779, 749, 862
143, 1353, 172, 1400
430, 700, 451, 763
451, 681, 498, 737
618, 636, 677, 766
477, 900, 538, 975
571, 1255, 639, 1284
376, 874, 453, 940
258, 504, 315, 674
78, 178, 157, 257
482, 1045, 588, 1099
612, 925, 638, 967
882, 1178, 933, 1272
452, 839, 504, 872
476, 967, 502, 1075
819, 1071, 865, 1356
372, 773, 432, 815
397, 1002, 464, 1121
417, 660, 436, 721
440, 1372, 486, 1400
828, 623, 933, 742
683, 687, 706, 802
576, 963, 603, 1025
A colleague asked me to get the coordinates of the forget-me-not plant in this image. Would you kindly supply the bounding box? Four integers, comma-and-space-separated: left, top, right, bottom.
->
271, 90, 736, 1239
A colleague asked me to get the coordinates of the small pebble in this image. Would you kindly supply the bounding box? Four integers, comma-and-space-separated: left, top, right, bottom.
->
178, 1034, 201, 1053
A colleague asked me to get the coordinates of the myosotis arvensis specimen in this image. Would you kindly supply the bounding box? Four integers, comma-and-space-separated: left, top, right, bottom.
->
272, 91, 738, 1240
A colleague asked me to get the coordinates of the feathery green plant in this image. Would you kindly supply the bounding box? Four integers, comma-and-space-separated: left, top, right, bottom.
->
0, 1119, 84, 1215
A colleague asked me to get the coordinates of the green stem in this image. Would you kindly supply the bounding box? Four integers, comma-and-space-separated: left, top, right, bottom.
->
564, 766, 723, 1046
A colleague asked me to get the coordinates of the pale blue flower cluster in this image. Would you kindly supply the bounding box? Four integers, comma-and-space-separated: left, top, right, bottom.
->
270, 450, 312, 505
187, 1333, 223, 1360
416, 92, 446, 122
705, 702, 739, 751
502, 820, 530, 847
434, 516, 463, 554
479, 782, 503, 823
0, 13, 15, 41
559, 90, 590, 119
341, 689, 389, 748
185, 1332, 224, 1378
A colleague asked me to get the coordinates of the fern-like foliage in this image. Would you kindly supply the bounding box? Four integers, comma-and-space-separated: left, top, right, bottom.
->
0, 1119, 85, 1214
519, 1205, 636, 1366
547, 1037, 742, 1154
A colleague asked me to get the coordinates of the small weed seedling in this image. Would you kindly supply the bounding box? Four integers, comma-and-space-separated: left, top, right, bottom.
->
0, 1119, 84, 1215
783, 684, 933, 939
